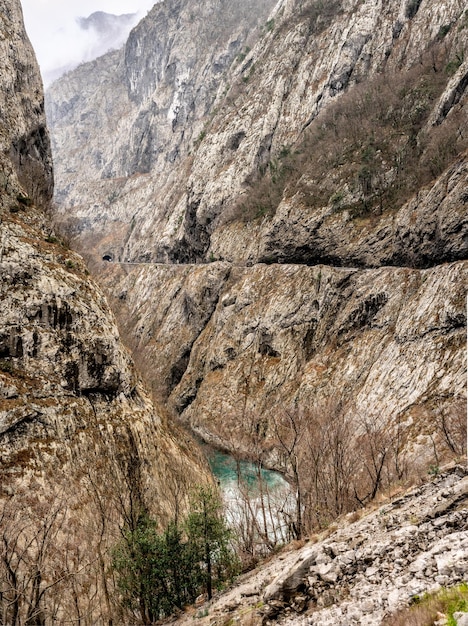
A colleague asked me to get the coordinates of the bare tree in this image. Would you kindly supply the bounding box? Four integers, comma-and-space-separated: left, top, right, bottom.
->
434, 399, 466, 459
353, 414, 394, 506
272, 408, 305, 539
0, 489, 71, 625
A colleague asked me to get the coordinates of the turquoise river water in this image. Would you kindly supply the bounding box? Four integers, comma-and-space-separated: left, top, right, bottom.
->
206, 448, 287, 491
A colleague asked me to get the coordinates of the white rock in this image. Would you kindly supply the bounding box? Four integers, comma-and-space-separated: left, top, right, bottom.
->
453, 612, 468, 626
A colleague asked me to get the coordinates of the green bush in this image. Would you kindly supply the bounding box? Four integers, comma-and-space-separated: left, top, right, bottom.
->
112, 486, 239, 622
45, 235, 60, 244
16, 193, 33, 207
445, 51, 464, 75
437, 23, 451, 40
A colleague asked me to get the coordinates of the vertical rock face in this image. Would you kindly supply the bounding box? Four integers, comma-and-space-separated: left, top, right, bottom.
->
46, 0, 279, 260
0, 2, 209, 622
0, 0, 52, 206
103, 259, 466, 474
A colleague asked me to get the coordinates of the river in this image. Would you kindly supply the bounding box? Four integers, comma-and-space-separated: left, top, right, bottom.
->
207, 448, 288, 491
205, 448, 294, 553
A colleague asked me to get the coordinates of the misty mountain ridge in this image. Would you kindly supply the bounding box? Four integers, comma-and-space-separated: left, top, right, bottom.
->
42, 10, 142, 87
77, 11, 137, 36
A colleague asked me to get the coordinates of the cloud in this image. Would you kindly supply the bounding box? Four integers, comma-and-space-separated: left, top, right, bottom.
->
21, 0, 156, 86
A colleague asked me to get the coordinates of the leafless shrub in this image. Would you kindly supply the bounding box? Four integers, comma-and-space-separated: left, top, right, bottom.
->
0, 484, 114, 626
268, 401, 416, 535
434, 398, 466, 460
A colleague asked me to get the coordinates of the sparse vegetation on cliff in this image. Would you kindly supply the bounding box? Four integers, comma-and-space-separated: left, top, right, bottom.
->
229, 41, 467, 225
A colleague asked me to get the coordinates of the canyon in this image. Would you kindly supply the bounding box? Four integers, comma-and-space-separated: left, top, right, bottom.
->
0, 0, 466, 622
46, 0, 467, 473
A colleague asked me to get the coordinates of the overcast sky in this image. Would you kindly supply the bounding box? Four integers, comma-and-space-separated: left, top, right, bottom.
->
21, 0, 156, 86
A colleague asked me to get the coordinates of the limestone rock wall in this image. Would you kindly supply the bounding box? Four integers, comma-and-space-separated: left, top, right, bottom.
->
0, 2, 210, 621
185, 0, 468, 267
47, 0, 468, 266
0, 0, 52, 205
0, 232, 207, 620
46, 0, 277, 262
0, 206, 207, 510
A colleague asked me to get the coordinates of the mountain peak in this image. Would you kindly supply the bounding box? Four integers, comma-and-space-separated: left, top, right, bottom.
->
77, 11, 137, 34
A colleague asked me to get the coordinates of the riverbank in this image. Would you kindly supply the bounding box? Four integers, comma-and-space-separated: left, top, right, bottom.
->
164, 465, 468, 626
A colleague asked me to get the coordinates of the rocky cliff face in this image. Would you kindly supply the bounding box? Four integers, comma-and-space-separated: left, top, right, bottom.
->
38, 0, 468, 619
47, 0, 277, 261
0, 0, 52, 207
46, 0, 467, 476
0, 2, 209, 623
47, 0, 467, 266
102, 257, 466, 474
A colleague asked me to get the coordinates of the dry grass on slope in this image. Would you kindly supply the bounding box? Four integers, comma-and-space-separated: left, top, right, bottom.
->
382, 583, 468, 626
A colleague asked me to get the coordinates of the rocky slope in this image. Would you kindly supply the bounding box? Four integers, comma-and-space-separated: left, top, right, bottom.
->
168, 466, 468, 626
0, 2, 209, 623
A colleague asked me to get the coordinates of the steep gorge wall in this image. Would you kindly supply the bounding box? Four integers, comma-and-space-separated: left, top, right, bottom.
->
0, 2, 209, 623
47, 0, 468, 267
33, 0, 468, 621
0, 0, 52, 206
103, 258, 466, 472
184, 0, 468, 267
46, 0, 468, 472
